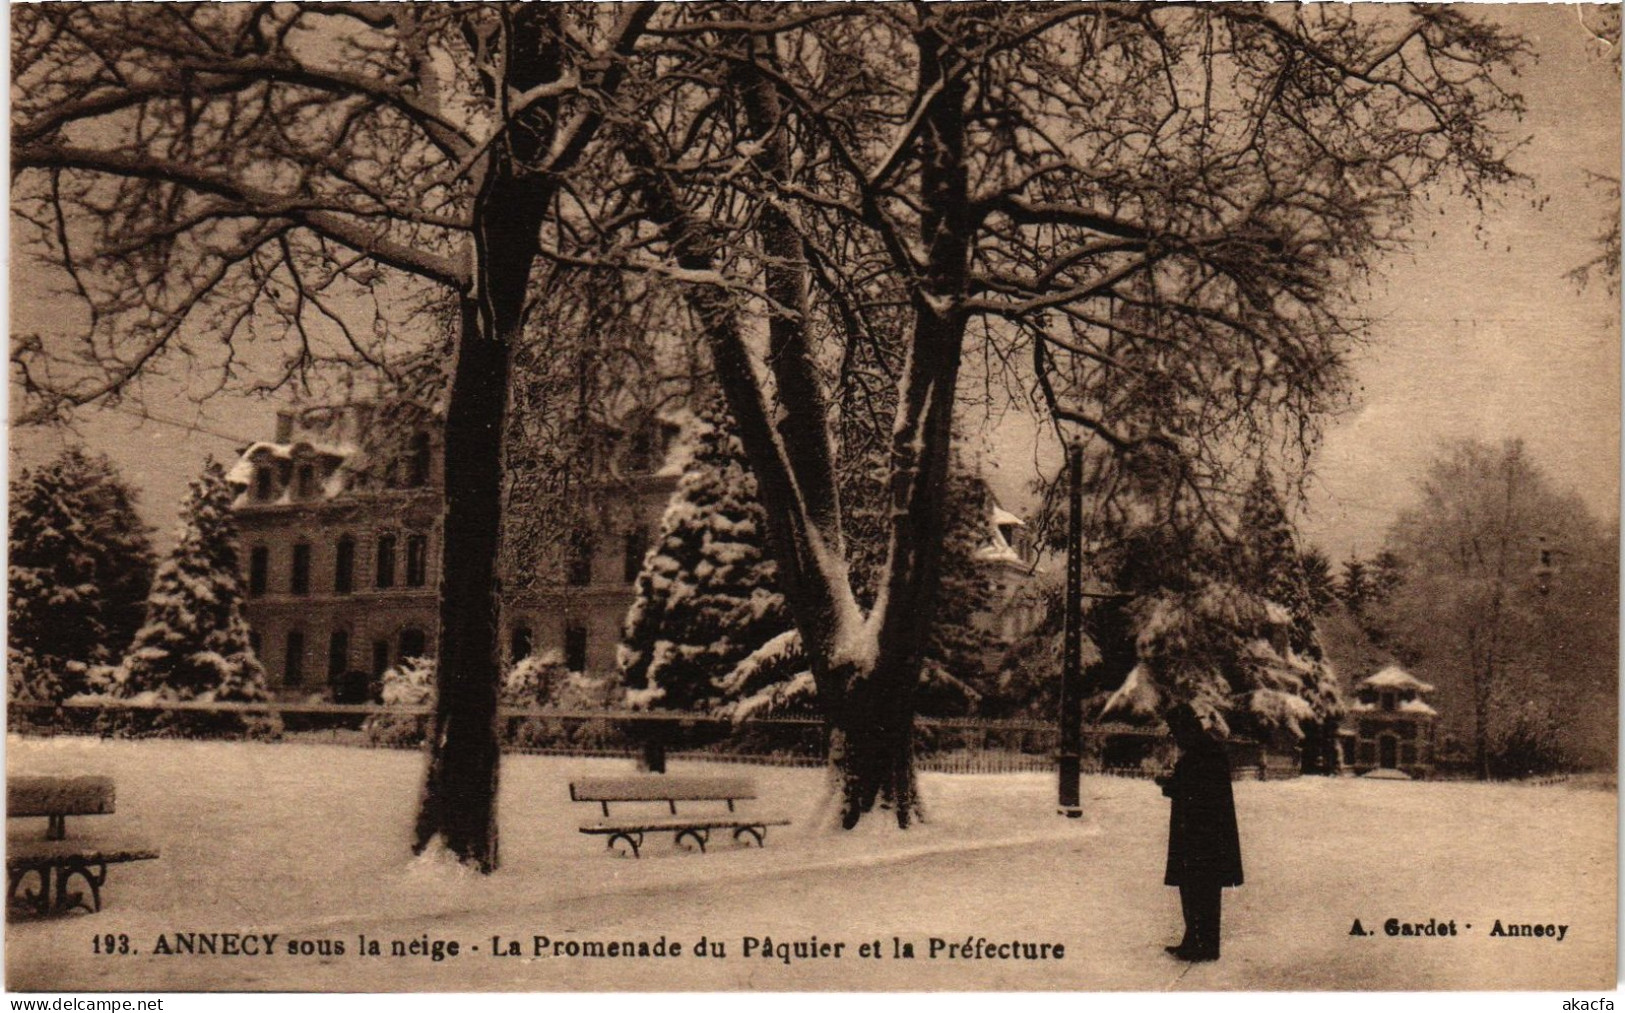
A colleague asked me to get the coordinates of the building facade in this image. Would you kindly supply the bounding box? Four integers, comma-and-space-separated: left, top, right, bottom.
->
1345, 665, 1439, 778
230, 401, 1036, 700
228, 404, 447, 699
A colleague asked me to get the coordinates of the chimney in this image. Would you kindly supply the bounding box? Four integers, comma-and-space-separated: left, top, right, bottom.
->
274, 411, 294, 443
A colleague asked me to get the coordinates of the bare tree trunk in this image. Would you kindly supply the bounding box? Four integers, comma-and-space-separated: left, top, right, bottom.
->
827, 15, 973, 828
414, 8, 562, 871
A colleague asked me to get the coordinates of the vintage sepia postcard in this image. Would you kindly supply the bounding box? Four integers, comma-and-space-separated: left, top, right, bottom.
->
6, 1, 1619, 997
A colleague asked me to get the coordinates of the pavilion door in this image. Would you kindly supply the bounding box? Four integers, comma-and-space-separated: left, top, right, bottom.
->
1379, 735, 1398, 769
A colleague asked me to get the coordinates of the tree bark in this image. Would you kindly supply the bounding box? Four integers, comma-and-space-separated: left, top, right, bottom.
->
414, 8, 563, 871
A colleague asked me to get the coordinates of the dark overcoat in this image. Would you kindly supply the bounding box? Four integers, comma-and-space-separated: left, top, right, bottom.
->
1162, 735, 1244, 887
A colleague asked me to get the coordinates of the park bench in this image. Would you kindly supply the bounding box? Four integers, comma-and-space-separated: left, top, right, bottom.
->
7, 776, 159, 915
569, 775, 790, 859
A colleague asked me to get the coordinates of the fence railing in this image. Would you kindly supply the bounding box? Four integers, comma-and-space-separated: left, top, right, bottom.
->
7, 697, 1170, 776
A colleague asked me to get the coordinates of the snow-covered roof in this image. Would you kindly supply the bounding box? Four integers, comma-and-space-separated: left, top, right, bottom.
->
991, 505, 1025, 528
1357, 665, 1434, 694
1397, 699, 1438, 716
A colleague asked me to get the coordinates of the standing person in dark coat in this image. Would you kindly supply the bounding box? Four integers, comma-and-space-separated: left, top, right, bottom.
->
1155, 704, 1243, 962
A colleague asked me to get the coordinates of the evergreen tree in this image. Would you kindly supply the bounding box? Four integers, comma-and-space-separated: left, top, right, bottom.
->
1235, 465, 1344, 771
1088, 456, 1343, 761
1369, 550, 1405, 605
8, 447, 154, 701
118, 459, 269, 708
618, 400, 790, 712
1299, 548, 1337, 616
914, 467, 1003, 715
1337, 556, 1372, 615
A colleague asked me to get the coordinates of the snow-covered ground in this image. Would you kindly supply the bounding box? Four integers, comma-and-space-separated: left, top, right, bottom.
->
5, 735, 1614, 992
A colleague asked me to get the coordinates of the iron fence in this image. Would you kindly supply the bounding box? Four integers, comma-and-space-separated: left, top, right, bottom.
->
7, 697, 1170, 776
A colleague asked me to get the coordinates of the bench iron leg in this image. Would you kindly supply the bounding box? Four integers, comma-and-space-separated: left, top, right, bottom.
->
8, 865, 52, 916
674, 828, 709, 853
733, 826, 766, 848
57, 861, 107, 914
606, 832, 643, 859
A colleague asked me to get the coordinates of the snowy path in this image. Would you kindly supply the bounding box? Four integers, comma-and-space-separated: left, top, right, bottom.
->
6, 736, 1614, 991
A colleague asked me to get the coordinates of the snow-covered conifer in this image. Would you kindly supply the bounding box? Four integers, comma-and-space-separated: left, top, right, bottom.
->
619, 400, 791, 712
8, 447, 154, 701
118, 459, 269, 706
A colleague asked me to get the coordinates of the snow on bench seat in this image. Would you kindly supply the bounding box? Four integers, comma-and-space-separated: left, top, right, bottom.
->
569, 776, 790, 858
7, 776, 159, 915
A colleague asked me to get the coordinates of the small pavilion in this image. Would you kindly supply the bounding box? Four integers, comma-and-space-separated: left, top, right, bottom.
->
1347, 665, 1439, 778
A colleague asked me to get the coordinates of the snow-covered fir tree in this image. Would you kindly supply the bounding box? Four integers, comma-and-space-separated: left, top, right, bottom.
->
1092, 459, 1341, 760
117, 459, 269, 706
619, 400, 791, 712
8, 447, 154, 701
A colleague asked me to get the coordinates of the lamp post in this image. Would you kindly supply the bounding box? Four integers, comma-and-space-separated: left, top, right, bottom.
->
1058, 440, 1085, 818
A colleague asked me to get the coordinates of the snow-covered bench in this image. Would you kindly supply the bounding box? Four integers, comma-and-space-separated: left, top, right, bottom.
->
570, 776, 790, 859
7, 776, 159, 915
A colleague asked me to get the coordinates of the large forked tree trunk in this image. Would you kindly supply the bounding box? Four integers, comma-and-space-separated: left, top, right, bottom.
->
415, 4, 656, 869
731, 19, 973, 829
413, 8, 562, 871
826, 17, 973, 828
622, 13, 971, 830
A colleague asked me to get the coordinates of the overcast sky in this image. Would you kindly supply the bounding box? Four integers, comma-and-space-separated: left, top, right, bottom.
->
8, 4, 1620, 564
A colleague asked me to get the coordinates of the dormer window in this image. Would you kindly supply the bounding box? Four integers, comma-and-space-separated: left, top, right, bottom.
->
1380, 691, 1397, 712
406, 433, 431, 488
254, 466, 275, 501
296, 463, 317, 499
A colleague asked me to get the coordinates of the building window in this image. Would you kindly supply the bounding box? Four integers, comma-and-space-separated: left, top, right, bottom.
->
564, 623, 588, 673
285, 630, 305, 688
510, 625, 533, 664
406, 433, 432, 488
328, 629, 350, 677
1379, 691, 1396, 712
291, 543, 311, 595
405, 534, 428, 587
399, 627, 427, 662
296, 463, 317, 499
254, 466, 274, 501
371, 639, 391, 677
376, 534, 397, 589
567, 531, 594, 586
623, 529, 648, 584
249, 545, 269, 596
334, 536, 355, 594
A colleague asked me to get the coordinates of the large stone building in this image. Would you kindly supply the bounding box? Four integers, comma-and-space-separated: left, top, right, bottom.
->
229, 401, 1036, 700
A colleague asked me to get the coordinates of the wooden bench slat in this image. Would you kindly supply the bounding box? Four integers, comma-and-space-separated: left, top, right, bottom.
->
8, 777, 116, 817
569, 776, 758, 803
579, 816, 792, 835
7, 840, 160, 868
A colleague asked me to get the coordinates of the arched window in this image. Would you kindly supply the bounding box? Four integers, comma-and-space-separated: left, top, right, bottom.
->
564, 623, 588, 673
334, 536, 355, 594
376, 534, 397, 589
296, 463, 317, 499
567, 530, 594, 586
249, 545, 269, 596
623, 529, 648, 584
405, 534, 428, 587
509, 625, 533, 664
254, 466, 275, 501
399, 627, 427, 661
291, 542, 311, 595
285, 630, 306, 688
328, 629, 350, 677
406, 433, 432, 488
371, 639, 391, 677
